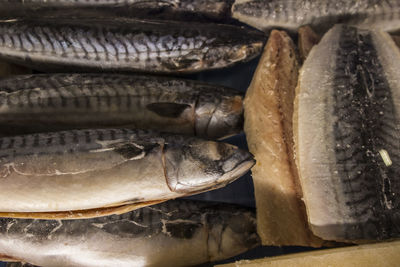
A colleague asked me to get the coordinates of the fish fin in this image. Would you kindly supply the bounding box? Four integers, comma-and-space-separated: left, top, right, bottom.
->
0, 200, 167, 220
146, 102, 191, 118
0, 254, 21, 262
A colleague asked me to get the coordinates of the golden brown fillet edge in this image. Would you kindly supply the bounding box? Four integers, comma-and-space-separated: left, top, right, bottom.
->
391, 34, 400, 48
298, 25, 321, 63
0, 199, 166, 220
217, 240, 400, 267
244, 29, 326, 247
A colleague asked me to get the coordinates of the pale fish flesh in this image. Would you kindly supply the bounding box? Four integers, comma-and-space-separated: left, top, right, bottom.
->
232, 0, 400, 34
294, 24, 400, 242
0, 129, 254, 218
0, 200, 260, 266
0, 18, 265, 73
0, 73, 244, 139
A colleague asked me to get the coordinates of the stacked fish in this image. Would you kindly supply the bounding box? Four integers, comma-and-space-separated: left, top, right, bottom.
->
0, 2, 265, 266
0, 0, 399, 267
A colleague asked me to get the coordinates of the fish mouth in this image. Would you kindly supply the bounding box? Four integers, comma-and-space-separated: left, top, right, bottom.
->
232, 42, 264, 63
219, 156, 255, 184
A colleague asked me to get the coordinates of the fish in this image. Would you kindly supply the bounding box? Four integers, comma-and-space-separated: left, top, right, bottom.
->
232, 0, 400, 34
294, 24, 400, 242
0, 129, 254, 219
244, 29, 324, 247
0, 200, 260, 267
0, 73, 243, 139
0, 0, 234, 22
217, 240, 400, 267
0, 18, 264, 73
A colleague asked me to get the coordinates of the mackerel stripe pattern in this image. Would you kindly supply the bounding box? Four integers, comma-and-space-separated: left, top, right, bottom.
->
0, 22, 207, 64
333, 25, 400, 240
232, 0, 400, 33
0, 74, 198, 111
0, 19, 264, 73
0, 128, 149, 163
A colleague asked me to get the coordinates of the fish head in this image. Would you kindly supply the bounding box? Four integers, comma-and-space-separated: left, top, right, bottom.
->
160, 27, 264, 72
207, 205, 260, 261
163, 137, 254, 194
195, 90, 244, 139
201, 29, 265, 70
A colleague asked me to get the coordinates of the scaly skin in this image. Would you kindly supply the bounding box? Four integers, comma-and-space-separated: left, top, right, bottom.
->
0, 0, 234, 21
0, 129, 254, 215
0, 73, 244, 139
232, 0, 400, 33
0, 18, 264, 73
0, 200, 260, 267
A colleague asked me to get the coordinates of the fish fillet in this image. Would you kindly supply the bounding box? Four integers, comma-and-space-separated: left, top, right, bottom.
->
218, 240, 400, 267
294, 24, 400, 242
244, 30, 323, 247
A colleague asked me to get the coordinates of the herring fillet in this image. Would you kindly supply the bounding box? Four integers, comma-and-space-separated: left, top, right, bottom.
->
295, 25, 400, 241
0, 0, 234, 22
232, 0, 400, 33
0, 73, 243, 139
0, 129, 254, 217
0, 200, 260, 267
0, 19, 264, 73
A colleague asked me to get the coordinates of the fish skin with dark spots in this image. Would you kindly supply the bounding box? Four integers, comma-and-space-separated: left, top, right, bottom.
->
232, 0, 400, 34
0, 200, 260, 267
0, 129, 254, 218
295, 25, 400, 242
0, 18, 265, 73
0, 73, 244, 139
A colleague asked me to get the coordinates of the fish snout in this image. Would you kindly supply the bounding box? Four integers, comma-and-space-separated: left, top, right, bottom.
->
207, 208, 260, 261
163, 140, 254, 194
218, 143, 255, 183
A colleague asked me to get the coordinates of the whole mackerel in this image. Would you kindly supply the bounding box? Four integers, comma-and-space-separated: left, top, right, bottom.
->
0, 18, 264, 73
0, 73, 243, 139
0, 129, 254, 219
294, 24, 400, 242
232, 0, 400, 33
0, 0, 234, 22
0, 200, 260, 267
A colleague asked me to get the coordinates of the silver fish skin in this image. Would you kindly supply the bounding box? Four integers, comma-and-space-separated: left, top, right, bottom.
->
0, 200, 260, 267
0, 129, 254, 214
0, 73, 243, 139
295, 24, 400, 242
0, 0, 234, 22
232, 0, 400, 34
0, 18, 264, 73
